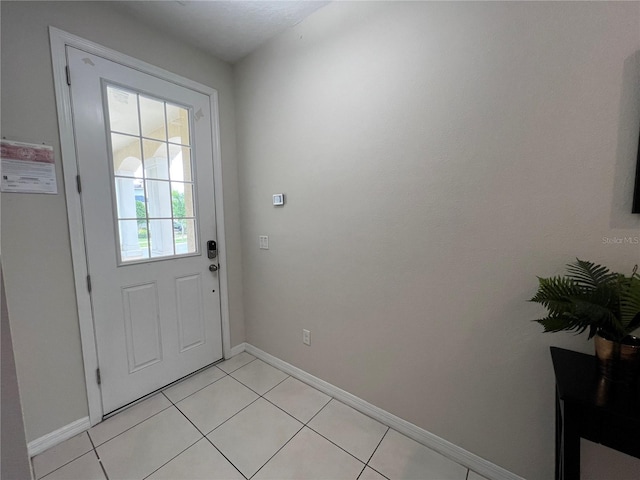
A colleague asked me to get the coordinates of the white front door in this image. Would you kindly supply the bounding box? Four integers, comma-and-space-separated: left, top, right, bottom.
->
67, 46, 223, 414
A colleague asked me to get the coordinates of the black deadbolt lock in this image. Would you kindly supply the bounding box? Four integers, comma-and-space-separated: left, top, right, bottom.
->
207, 240, 217, 259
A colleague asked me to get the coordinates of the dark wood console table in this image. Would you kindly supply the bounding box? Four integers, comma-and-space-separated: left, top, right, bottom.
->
551, 347, 640, 480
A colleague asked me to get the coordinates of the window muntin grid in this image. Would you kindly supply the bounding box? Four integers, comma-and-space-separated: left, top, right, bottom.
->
106, 84, 198, 263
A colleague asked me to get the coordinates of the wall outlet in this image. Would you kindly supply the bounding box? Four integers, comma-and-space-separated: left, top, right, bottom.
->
302, 329, 310, 346
259, 235, 269, 249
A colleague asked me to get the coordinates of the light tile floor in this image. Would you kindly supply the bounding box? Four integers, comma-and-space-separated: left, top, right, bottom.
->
31, 353, 488, 480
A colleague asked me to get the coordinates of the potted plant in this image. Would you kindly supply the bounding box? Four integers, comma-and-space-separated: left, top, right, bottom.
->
531, 259, 640, 383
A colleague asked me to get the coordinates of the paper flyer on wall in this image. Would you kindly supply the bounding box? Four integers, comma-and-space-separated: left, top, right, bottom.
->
0, 139, 57, 194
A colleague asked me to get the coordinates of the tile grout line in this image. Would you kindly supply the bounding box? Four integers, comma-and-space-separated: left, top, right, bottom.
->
218, 356, 257, 375
99, 403, 198, 480
227, 366, 288, 397
171, 382, 264, 443
242, 394, 372, 475
164, 359, 284, 443
205, 366, 327, 479
139, 398, 209, 480
166, 384, 254, 480
196, 368, 302, 479
254, 391, 335, 473
365, 427, 389, 465
263, 379, 399, 480
305, 397, 394, 471
37, 449, 100, 480
203, 395, 262, 436
163, 356, 258, 408
157, 355, 258, 407
86, 432, 111, 480
258, 373, 291, 397
259, 390, 328, 426
299, 398, 389, 470
304, 424, 369, 468
304, 396, 334, 425
168, 359, 294, 435
86, 432, 97, 452
355, 463, 368, 480
237, 380, 314, 478
90, 402, 174, 449
307, 400, 465, 480
141, 437, 202, 480
363, 428, 391, 480
247, 424, 306, 480
177, 358, 226, 382
97, 452, 110, 480
172, 397, 212, 438
163, 368, 229, 404
176, 359, 315, 479
33, 433, 94, 480
203, 436, 250, 480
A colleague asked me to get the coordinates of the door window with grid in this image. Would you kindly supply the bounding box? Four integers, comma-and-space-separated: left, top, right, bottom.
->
106, 84, 198, 263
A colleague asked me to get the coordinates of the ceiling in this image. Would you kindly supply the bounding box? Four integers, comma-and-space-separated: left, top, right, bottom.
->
116, 1, 330, 64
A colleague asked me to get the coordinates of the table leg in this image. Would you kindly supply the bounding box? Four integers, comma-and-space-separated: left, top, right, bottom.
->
562, 400, 581, 480
555, 389, 562, 480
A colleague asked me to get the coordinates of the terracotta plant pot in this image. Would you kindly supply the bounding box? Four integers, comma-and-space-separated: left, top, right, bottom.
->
594, 334, 640, 384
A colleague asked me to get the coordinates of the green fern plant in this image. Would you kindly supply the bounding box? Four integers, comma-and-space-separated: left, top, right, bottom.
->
531, 259, 640, 342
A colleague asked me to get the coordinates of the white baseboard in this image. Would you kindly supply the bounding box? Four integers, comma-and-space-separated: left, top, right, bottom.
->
244, 344, 524, 480
229, 342, 247, 358
27, 417, 91, 457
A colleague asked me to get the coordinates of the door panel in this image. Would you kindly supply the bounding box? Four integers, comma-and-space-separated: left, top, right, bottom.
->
67, 46, 223, 414
122, 282, 162, 373
175, 274, 206, 352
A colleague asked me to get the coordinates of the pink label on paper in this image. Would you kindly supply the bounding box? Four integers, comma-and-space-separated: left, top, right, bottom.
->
0, 142, 54, 163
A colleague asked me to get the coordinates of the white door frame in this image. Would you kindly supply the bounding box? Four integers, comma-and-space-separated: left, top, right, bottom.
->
50, 27, 232, 426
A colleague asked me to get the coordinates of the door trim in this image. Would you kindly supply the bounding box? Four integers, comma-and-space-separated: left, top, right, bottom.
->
49, 27, 232, 426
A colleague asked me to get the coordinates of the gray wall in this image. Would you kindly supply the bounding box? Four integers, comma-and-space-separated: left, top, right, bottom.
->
1, 264, 33, 480
234, 2, 640, 479
0, 1, 245, 442
3, 1, 640, 478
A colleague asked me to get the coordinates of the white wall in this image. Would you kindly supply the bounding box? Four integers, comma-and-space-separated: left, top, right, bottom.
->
0, 1, 245, 442
234, 2, 640, 479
